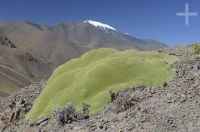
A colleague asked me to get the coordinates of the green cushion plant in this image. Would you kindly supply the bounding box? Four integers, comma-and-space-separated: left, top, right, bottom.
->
27, 48, 177, 121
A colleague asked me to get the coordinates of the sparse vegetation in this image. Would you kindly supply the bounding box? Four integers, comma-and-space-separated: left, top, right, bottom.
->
27, 48, 177, 121
53, 103, 88, 125
109, 88, 135, 113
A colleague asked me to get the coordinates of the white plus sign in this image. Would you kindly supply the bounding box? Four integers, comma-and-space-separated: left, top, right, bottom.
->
176, 3, 198, 25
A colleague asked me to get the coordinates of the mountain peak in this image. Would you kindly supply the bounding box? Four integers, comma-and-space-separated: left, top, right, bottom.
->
83, 20, 116, 31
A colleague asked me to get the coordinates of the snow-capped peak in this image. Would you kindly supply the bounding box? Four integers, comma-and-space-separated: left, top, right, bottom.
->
83, 20, 116, 31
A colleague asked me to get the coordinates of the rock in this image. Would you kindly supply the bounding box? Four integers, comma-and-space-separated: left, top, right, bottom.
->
36, 117, 50, 126
0, 115, 9, 125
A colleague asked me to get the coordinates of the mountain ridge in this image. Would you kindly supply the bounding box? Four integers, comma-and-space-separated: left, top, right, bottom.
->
0, 20, 167, 68
0, 20, 167, 98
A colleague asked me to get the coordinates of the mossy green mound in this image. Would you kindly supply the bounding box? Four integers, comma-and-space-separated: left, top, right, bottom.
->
27, 48, 177, 121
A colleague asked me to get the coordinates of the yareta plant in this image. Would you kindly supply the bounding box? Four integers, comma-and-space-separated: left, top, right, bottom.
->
27, 48, 177, 121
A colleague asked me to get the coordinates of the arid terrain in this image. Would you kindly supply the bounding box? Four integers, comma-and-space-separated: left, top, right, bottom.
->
0, 35, 51, 99
0, 45, 200, 132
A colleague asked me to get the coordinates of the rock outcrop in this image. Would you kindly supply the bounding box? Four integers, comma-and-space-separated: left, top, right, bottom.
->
0, 36, 16, 48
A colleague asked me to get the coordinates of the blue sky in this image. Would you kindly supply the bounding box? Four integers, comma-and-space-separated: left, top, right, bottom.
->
0, 0, 200, 46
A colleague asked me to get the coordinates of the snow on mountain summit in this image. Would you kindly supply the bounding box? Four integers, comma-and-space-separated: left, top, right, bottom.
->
84, 20, 116, 31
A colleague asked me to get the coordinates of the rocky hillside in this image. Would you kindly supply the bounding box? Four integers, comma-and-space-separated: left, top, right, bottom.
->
0, 35, 51, 98
0, 20, 166, 68
0, 45, 200, 131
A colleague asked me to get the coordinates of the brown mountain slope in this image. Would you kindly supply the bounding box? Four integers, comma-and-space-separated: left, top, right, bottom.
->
0, 20, 166, 68
0, 35, 51, 98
